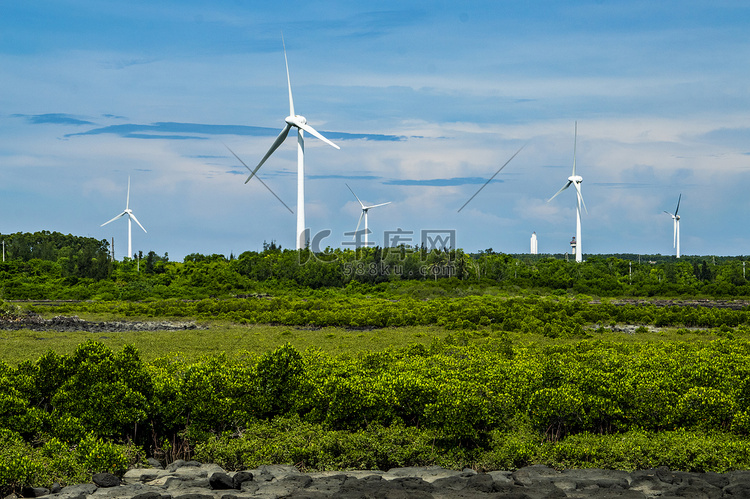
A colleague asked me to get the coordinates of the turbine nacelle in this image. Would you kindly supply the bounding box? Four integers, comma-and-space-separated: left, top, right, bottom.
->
569, 175, 583, 184
286, 115, 307, 127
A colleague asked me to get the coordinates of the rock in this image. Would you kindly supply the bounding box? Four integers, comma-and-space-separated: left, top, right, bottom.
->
20, 487, 49, 498
166, 460, 202, 472
93, 473, 121, 488
231, 471, 253, 489
36, 460, 750, 498
512, 464, 560, 487
302, 474, 347, 496
146, 458, 164, 470
168, 490, 214, 499
46, 483, 97, 499
130, 493, 165, 499
208, 472, 235, 490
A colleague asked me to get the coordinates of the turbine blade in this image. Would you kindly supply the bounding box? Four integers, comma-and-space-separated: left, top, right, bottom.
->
282, 34, 294, 117
572, 121, 578, 177
247, 124, 292, 183
253, 174, 295, 214
297, 122, 340, 150
353, 211, 364, 240
367, 201, 391, 209
548, 180, 572, 203
664, 211, 673, 216
346, 183, 365, 208
457, 145, 525, 212
100, 212, 126, 227
126, 176, 131, 210
225, 144, 294, 214
574, 183, 588, 214
129, 213, 148, 233
675, 193, 681, 217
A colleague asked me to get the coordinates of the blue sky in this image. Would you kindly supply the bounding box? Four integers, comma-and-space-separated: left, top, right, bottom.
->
2, 1, 750, 260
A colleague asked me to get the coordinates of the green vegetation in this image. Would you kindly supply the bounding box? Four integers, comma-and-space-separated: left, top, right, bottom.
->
2, 231, 750, 494
6, 335, 750, 493
1, 231, 749, 299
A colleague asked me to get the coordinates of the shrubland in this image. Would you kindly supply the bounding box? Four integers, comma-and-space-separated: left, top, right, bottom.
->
2, 232, 750, 494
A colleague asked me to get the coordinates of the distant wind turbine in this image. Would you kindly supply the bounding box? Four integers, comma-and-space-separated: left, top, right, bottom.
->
346, 183, 391, 247
664, 194, 682, 258
100, 176, 147, 260
548, 122, 587, 263
245, 35, 340, 250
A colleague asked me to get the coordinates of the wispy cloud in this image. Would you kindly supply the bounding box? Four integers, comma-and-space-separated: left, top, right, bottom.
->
309, 174, 382, 181
592, 182, 655, 189
384, 177, 504, 187
63, 121, 406, 142
14, 113, 94, 126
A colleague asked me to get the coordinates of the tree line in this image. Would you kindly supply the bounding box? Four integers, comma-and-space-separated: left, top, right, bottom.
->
0, 231, 748, 299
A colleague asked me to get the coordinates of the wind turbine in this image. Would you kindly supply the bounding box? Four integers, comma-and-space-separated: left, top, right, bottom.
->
346, 183, 391, 247
100, 176, 147, 260
664, 194, 681, 258
548, 122, 587, 263
245, 36, 340, 250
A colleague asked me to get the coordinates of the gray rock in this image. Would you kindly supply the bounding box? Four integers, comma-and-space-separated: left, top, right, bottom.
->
303, 473, 347, 495
39, 460, 750, 499
724, 481, 750, 496
123, 469, 164, 483
89, 483, 159, 499
93, 473, 121, 488
130, 493, 166, 499
46, 483, 97, 499
231, 471, 253, 489
487, 470, 514, 485
209, 472, 235, 490
146, 459, 164, 470
430, 474, 470, 491
465, 473, 494, 493
512, 464, 560, 487
252, 464, 301, 483
21, 487, 49, 498
167, 460, 202, 472
240, 481, 260, 494
169, 489, 215, 499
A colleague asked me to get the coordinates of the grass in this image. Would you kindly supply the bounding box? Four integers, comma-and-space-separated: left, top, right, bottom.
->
2, 317, 742, 366
0, 323, 452, 364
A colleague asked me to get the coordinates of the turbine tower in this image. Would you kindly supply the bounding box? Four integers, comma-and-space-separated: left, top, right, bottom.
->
664, 194, 681, 258
346, 183, 391, 247
100, 176, 147, 260
246, 36, 340, 250
548, 122, 587, 263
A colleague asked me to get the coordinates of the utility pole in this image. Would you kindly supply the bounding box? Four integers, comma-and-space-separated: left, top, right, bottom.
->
111, 237, 115, 261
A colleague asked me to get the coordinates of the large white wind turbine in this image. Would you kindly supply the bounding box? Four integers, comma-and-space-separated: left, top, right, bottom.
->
548, 122, 587, 263
245, 36, 340, 250
346, 183, 391, 247
100, 176, 147, 260
664, 194, 681, 258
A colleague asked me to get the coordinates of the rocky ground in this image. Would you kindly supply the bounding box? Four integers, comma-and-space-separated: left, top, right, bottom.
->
13, 460, 750, 499
0, 315, 203, 333
601, 298, 750, 310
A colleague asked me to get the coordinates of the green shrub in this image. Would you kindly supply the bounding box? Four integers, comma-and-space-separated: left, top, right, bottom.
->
676, 386, 734, 430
